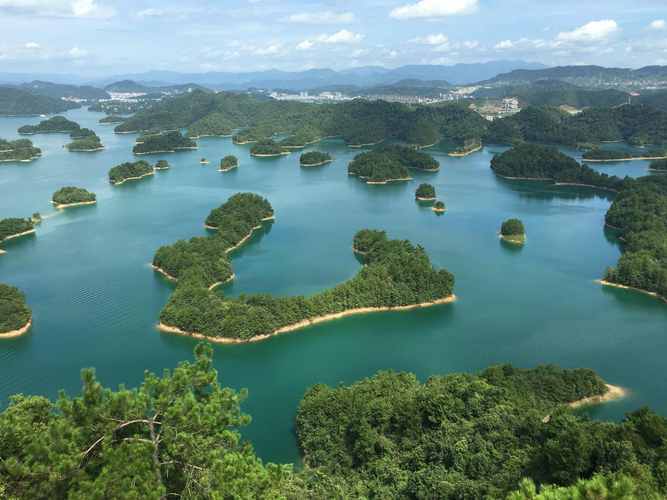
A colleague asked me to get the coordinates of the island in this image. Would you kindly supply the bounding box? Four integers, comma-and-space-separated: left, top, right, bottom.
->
448, 137, 482, 157
0, 138, 41, 163
18, 116, 80, 135
132, 131, 197, 155
300, 151, 332, 167
108, 160, 154, 185
51, 187, 96, 209
153, 193, 274, 290
649, 159, 667, 172
65, 131, 104, 152
490, 143, 624, 191
0, 218, 35, 247
0, 283, 32, 337
500, 218, 526, 244
154, 159, 170, 170
250, 139, 288, 157
348, 145, 439, 184
582, 148, 667, 162
99, 115, 126, 124
415, 183, 436, 201
157, 223, 455, 343
219, 155, 238, 172
432, 200, 447, 213
200, 158, 210, 165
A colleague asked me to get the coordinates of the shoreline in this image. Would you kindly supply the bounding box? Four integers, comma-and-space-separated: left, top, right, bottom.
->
67, 147, 105, 152
432, 207, 446, 213
582, 156, 667, 163
219, 164, 238, 172
151, 265, 235, 290
157, 294, 457, 344
2, 228, 36, 243
416, 196, 436, 202
568, 384, 627, 409
0, 155, 41, 163
52, 200, 96, 209
448, 144, 482, 157
204, 216, 275, 253
251, 151, 290, 157
111, 170, 155, 186
499, 233, 525, 245
135, 146, 198, 156
349, 141, 382, 148
300, 159, 332, 167
0, 318, 32, 338
596, 279, 667, 304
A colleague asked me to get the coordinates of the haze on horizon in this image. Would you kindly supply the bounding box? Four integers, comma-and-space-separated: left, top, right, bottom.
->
0, 0, 666, 77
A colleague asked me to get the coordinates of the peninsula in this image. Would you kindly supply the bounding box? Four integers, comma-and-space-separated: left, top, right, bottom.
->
0, 138, 41, 163
348, 145, 439, 184
18, 116, 80, 135
448, 138, 482, 157
300, 151, 332, 167
250, 139, 289, 157
582, 148, 667, 162
0, 283, 32, 338
500, 218, 526, 244
108, 160, 154, 185
133, 131, 197, 155
51, 187, 96, 209
219, 155, 238, 172
0, 218, 35, 245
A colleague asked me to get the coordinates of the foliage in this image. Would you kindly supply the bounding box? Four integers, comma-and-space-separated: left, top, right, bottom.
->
583, 148, 666, 161
66, 133, 103, 151
220, 155, 238, 171
650, 159, 667, 171
18, 116, 81, 135
280, 126, 322, 148
52, 187, 96, 205
155, 159, 170, 170
501, 218, 525, 236
0, 138, 41, 162
433, 200, 446, 211
0, 87, 79, 116
108, 160, 154, 185
250, 139, 285, 156
99, 114, 126, 124
132, 131, 196, 155
300, 151, 331, 166
0, 283, 31, 333
0, 218, 34, 242
353, 229, 387, 254
348, 145, 439, 183
416, 183, 436, 199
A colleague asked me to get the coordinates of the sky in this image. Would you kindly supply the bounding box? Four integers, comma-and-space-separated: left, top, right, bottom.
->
0, 0, 666, 76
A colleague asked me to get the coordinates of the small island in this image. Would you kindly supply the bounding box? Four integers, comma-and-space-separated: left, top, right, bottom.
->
99, 115, 126, 124
250, 139, 288, 157
500, 218, 526, 245
154, 159, 170, 170
200, 158, 210, 165
415, 183, 436, 201
448, 137, 482, 157
348, 145, 439, 184
18, 116, 80, 135
66, 130, 104, 152
582, 148, 667, 162
219, 155, 238, 172
0, 283, 32, 338
300, 151, 332, 167
109, 160, 154, 185
51, 187, 97, 209
133, 131, 197, 155
0, 138, 41, 163
0, 218, 35, 247
432, 200, 446, 213
649, 159, 667, 172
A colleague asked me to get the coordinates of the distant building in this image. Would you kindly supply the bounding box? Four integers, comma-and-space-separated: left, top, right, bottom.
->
502, 97, 520, 113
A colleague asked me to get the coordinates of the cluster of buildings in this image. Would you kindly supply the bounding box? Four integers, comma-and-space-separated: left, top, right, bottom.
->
268, 91, 352, 102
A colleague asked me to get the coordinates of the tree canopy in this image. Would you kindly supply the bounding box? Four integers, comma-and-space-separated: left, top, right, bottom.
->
133, 131, 197, 155
108, 160, 154, 185
18, 116, 80, 135
0, 138, 41, 162
0, 283, 31, 333
0, 218, 34, 242
52, 187, 96, 205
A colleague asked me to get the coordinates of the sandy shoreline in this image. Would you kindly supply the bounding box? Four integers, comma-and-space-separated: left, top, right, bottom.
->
0, 155, 41, 163
448, 144, 482, 157
349, 141, 382, 148
582, 156, 667, 163
157, 294, 457, 344
111, 171, 155, 185
2, 229, 36, 243
68, 147, 105, 152
251, 152, 290, 157
151, 264, 235, 290
568, 384, 627, 409
432, 207, 446, 213
300, 159, 332, 167
219, 164, 238, 172
0, 318, 32, 338
596, 279, 667, 304
52, 200, 96, 209
499, 233, 525, 245
416, 196, 436, 202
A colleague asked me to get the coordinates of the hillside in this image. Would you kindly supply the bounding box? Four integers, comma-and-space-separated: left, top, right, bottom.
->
19, 80, 109, 100
0, 86, 80, 115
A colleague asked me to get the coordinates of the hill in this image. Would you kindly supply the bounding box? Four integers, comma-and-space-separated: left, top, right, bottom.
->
0, 86, 79, 115
19, 80, 109, 100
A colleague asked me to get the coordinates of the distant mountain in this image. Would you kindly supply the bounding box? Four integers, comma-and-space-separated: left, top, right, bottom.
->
484, 65, 667, 90
100, 61, 546, 90
104, 79, 210, 94
20, 80, 109, 100
0, 87, 80, 115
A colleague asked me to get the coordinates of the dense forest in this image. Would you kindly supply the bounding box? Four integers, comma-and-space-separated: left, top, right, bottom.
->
159, 226, 455, 341
348, 145, 439, 183
0, 138, 41, 162
415, 183, 436, 200
66, 132, 104, 152
132, 131, 197, 155
300, 151, 332, 166
98, 114, 126, 124
18, 115, 81, 135
52, 187, 96, 206
490, 143, 626, 190
433, 200, 446, 213
582, 148, 666, 161
501, 218, 526, 244
250, 139, 287, 157
0, 86, 79, 116
650, 159, 667, 171
154, 159, 170, 170
0, 218, 34, 242
219, 155, 238, 171
0, 283, 32, 334
108, 160, 154, 185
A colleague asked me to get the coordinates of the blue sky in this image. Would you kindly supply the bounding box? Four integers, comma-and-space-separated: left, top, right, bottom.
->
0, 0, 666, 76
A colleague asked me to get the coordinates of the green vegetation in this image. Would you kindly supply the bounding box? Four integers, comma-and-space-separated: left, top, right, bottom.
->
153, 193, 273, 289
66, 132, 104, 152
449, 137, 482, 156
651, 159, 667, 171
154, 159, 170, 170
98, 114, 125, 124
352, 229, 387, 254
250, 139, 287, 157
501, 218, 526, 243
433, 200, 446, 213
415, 183, 436, 200
604, 175, 667, 300
0, 86, 79, 115
0, 138, 41, 162
348, 145, 439, 184
159, 226, 455, 341
90, 100, 147, 115
52, 187, 96, 207
299, 151, 331, 166
31, 213, 41, 224
219, 155, 238, 171
18, 116, 80, 135
280, 126, 321, 148
0, 283, 31, 334
187, 112, 235, 137
0, 217, 34, 242
108, 160, 154, 185
133, 131, 197, 155
491, 143, 625, 191
583, 148, 667, 161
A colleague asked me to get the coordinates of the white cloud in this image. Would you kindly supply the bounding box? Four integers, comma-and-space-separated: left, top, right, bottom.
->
556, 20, 618, 43
25, 42, 41, 49
411, 33, 449, 45
68, 46, 88, 58
296, 40, 314, 50
0, 0, 114, 18
494, 40, 514, 50
317, 29, 364, 44
390, 0, 478, 20
253, 43, 283, 56
287, 11, 355, 24
649, 19, 665, 30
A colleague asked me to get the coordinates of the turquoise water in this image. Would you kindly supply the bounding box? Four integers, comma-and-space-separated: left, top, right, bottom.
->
1, 108, 666, 465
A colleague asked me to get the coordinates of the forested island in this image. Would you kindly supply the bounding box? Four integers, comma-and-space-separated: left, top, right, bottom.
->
0, 138, 41, 162
154, 159, 170, 170
98, 114, 126, 124
650, 159, 667, 172
582, 148, 667, 162
0, 86, 79, 116
18, 116, 80, 135
490, 143, 625, 191
415, 183, 436, 201
158, 223, 455, 343
0, 218, 35, 248
219, 155, 238, 172
433, 200, 446, 213
133, 131, 197, 155
108, 160, 154, 185
348, 145, 439, 184
153, 193, 273, 289
200, 158, 210, 165
51, 187, 96, 208
65, 130, 104, 152
1, 343, 663, 498
299, 151, 332, 167
250, 139, 288, 157
0, 283, 32, 337
500, 218, 526, 244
